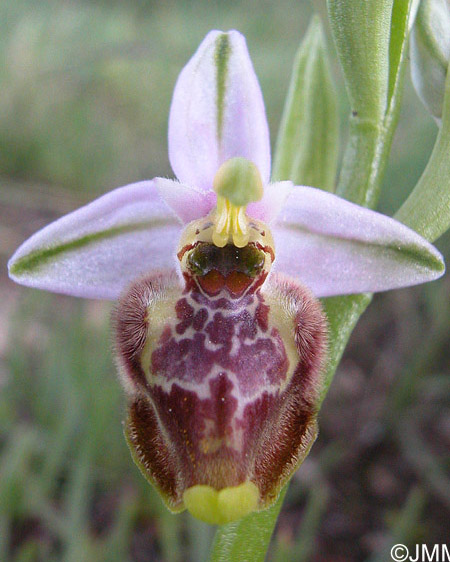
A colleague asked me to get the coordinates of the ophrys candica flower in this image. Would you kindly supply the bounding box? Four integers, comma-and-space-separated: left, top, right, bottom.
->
8, 30, 445, 525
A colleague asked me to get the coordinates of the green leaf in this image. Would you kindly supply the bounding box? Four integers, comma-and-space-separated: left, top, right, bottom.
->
272, 15, 339, 192
327, 0, 393, 121
395, 61, 450, 242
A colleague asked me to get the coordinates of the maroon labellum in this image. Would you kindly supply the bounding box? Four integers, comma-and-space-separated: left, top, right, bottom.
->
114, 215, 327, 524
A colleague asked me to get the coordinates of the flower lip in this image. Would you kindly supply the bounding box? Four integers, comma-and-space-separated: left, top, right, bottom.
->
119, 266, 327, 521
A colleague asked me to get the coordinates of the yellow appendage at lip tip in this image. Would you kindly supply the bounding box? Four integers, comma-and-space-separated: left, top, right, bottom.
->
183, 481, 259, 525
212, 157, 264, 249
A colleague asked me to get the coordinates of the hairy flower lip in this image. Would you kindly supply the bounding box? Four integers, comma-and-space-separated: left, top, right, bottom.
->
117, 269, 327, 521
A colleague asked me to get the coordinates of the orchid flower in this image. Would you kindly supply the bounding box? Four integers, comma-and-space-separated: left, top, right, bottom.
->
8, 30, 444, 526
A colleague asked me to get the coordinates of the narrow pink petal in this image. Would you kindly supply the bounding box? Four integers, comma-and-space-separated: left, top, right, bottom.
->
169, 30, 271, 191
8, 181, 181, 299
155, 178, 216, 224
272, 185, 445, 296
248, 181, 292, 223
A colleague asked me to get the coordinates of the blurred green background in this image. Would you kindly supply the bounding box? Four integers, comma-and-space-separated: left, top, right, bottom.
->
1, 0, 449, 561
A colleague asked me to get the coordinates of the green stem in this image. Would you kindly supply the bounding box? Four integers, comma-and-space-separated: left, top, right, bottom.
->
336, 117, 384, 207
336, 57, 407, 209
337, 0, 412, 208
